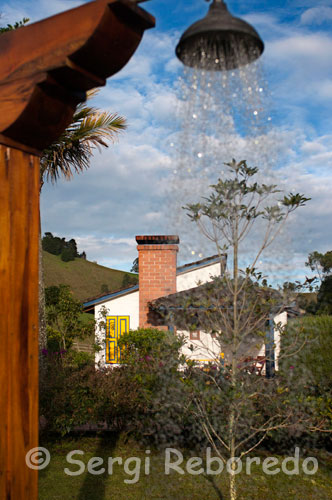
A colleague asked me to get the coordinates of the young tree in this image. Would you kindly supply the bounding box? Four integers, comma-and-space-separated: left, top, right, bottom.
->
45, 285, 92, 351
173, 159, 311, 500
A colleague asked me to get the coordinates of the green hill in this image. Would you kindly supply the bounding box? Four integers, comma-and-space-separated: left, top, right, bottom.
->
43, 251, 137, 302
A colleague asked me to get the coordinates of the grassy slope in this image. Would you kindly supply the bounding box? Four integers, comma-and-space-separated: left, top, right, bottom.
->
43, 251, 137, 302
39, 436, 332, 500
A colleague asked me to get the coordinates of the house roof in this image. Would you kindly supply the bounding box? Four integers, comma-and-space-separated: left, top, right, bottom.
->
149, 278, 294, 329
177, 254, 225, 274
83, 284, 139, 311
82, 254, 223, 310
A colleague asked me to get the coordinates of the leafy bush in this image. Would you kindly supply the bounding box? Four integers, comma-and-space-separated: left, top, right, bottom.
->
61, 247, 76, 262
40, 352, 146, 436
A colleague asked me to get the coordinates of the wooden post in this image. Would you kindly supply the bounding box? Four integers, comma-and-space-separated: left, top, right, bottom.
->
0, 147, 40, 498
0, 1, 155, 498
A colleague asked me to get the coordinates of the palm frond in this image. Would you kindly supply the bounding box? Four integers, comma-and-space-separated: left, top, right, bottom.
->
40, 101, 127, 186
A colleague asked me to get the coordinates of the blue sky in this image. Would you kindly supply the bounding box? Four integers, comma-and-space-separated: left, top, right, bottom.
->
1, 0, 332, 279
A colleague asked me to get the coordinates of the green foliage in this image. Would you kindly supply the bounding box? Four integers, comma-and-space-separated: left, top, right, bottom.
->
115, 328, 193, 446
40, 90, 127, 186
40, 354, 145, 436
61, 247, 76, 262
130, 257, 139, 273
42, 232, 80, 261
119, 327, 182, 362
280, 315, 332, 435
42, 232, 63, 255
45, 285, 61, 307
283, 315, 332, 389
306, 250, 332, 280
304, 250, 332, 314
0, 17, 29, 33
46, 285, 93, 351
317, 276, 332, 314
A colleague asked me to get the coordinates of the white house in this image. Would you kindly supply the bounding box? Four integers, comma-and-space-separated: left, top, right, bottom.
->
83, 235, 290, 374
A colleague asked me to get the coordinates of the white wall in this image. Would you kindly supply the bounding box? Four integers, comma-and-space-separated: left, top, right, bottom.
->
257, 311, 287, 372
181, 311, 288, 370
179, 330, 221, 363
273, 311, 287, 371
176, 262, 221, 292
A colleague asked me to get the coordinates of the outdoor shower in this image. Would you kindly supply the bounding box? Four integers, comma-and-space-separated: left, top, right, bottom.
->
176, 0, 264, 71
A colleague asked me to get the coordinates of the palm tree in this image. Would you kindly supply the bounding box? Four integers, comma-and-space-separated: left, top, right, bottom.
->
40, 91, 126, 188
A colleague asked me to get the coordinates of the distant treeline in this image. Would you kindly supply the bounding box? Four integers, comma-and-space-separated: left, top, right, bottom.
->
42, 232, 86, 262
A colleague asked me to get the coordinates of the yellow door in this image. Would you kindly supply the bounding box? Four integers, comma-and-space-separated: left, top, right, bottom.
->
106, 316, 129, 364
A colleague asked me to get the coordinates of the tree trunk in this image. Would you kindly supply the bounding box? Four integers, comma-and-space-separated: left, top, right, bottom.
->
39, 236, 47, 379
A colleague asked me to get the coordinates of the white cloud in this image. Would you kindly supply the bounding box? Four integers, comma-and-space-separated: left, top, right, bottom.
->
267, 33, 332, 68
301, 6, 332, 25
74, 235, 137, 270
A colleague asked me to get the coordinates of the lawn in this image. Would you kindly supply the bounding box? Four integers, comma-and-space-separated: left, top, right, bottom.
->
39, 435, 332, 500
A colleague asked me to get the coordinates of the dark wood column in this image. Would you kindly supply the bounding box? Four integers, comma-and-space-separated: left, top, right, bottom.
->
0, 147, 40, 498
0, 1, 155, 498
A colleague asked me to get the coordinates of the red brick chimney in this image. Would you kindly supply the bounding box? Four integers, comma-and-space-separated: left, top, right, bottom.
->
136, 235, 179, 327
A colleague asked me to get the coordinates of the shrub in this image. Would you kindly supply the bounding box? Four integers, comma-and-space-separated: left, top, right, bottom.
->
61, 247, 76, 262
39, 353, 146, 436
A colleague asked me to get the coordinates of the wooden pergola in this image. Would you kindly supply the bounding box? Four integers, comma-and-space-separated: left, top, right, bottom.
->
0, 1, 154, 497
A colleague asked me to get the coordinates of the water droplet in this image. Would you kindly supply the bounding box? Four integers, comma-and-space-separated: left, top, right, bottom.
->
192, 114, 197, 119
215, 58, 219, 63
170, 142, 174, 147
191, 250, 195, 255
199, 253, 203, 258
173, 169, 177, 174
259, 87, 263, 92
197, 152, 203, 158
187, 168, 191, 173
207, 83, 211, 88
248, 86, 252, 92
267, 116, 272, 121
253, 110, 258, 115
